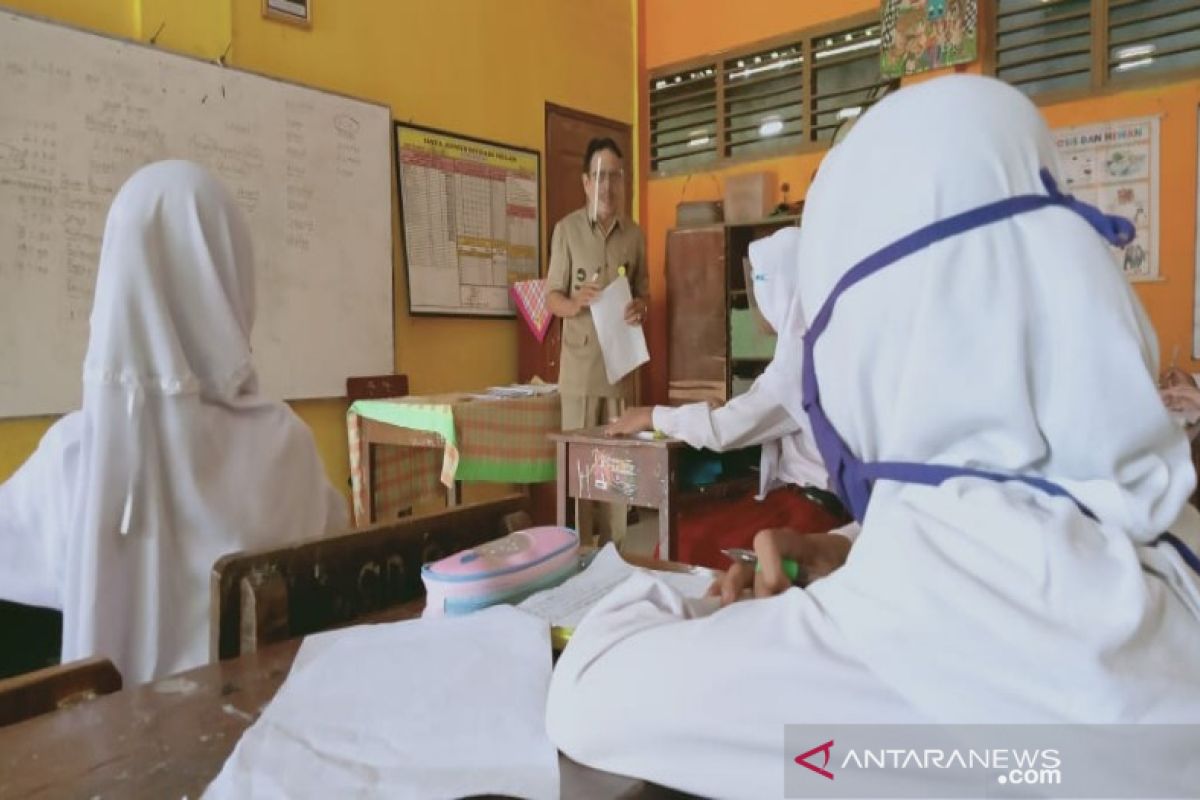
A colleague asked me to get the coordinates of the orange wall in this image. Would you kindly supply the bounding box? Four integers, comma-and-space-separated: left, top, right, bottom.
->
641, 0, 952, 403
644, 0, 878, 69
640, 1, 1200, 405
1040, 80, 1200, 372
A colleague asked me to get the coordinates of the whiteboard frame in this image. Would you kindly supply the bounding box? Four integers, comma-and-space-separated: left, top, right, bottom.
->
0, 8, 397, 409
394, 121, 542, 319
2, 8, 385, 116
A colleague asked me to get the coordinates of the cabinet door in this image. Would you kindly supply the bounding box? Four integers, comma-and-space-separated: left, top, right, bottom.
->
666, 226, 727, 404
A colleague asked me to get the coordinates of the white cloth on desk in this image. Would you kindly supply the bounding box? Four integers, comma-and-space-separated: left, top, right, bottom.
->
547, 76, 1200, 799
205, 606, 560, 800
0, 161, 347, 685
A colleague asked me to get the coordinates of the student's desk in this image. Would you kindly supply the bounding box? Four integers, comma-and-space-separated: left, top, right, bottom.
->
550, 427, 757, 560
348, 392, 561, 525
0, 580, 695, 799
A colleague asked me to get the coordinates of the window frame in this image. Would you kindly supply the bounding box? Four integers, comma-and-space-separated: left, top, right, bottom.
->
983, 0, 1200, 106
648, 10, 885, 177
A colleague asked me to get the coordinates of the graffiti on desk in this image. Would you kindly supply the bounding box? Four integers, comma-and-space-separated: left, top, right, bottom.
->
577, 451, 639, 498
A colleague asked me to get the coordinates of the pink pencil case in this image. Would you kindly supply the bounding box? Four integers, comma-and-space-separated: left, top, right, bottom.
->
421, 526, 580, 617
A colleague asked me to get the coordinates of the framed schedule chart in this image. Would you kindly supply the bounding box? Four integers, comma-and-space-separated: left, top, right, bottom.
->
395, 123, 540, 317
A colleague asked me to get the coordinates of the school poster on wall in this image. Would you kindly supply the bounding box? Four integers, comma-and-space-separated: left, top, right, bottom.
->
1053, 116, 1160, 283
880, 0, 978, 79
395, 123, 540, 317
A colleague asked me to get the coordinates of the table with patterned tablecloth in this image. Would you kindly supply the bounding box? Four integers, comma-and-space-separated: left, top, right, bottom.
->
348, 392, 561, 525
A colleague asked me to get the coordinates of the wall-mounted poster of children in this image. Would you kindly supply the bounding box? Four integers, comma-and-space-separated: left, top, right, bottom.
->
881, 0, 978, 79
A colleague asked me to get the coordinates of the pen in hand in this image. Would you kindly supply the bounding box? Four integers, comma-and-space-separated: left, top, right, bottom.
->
722, 548, 808, 587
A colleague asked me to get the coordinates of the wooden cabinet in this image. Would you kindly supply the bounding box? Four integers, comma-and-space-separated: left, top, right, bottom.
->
666, 216, 800, 405
666, 226, 727, 404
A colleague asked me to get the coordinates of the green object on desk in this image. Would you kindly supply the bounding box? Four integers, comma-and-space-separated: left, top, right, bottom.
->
722, 547, 806, 586
769, 558, 803, 584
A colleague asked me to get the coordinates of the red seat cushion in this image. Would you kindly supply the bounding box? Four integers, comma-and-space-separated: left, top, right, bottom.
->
664, 487, 845, 570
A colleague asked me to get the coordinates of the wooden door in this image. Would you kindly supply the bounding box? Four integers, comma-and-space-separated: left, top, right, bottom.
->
518, 104, 632, 386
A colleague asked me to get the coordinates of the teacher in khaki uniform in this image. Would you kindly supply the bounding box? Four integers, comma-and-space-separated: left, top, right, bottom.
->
546, 137, 648, 548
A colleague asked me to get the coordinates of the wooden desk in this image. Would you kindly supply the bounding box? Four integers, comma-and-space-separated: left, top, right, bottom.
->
1, 576, 695, 798
550, 427, 756, 560
349, 393, 561, 525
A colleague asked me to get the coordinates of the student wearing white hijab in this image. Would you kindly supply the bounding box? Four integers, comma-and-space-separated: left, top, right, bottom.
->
0, 161, 348, 685
605, 227, 855, 568
547, 76, 1200, 798
606, 227, 830, 498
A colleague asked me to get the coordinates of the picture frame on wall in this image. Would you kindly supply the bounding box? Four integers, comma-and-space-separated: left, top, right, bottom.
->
394, 122, 542, 318
262, 0, 311, 28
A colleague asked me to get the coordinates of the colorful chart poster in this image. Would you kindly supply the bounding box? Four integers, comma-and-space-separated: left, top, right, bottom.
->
1054, 116, 1160, 282
395, 124, 540, 317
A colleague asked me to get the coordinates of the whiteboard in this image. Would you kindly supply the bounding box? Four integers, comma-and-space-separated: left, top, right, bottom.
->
395, 123, 540, 317
0, 11, 394, 417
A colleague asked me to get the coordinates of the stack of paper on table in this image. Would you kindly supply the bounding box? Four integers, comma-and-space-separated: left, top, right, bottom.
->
485, 383, 559, 398
518, 544, 717, 636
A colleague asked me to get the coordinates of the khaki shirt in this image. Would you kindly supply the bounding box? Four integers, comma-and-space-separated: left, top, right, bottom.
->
546, 207, 648, 398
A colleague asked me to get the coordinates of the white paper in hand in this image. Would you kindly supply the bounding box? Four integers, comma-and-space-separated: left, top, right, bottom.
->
589, 275, 649, 384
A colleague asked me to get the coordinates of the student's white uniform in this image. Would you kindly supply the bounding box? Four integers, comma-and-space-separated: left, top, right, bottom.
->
0, 161, 347, 685
651, 228, 831, 500
547, 77, 1200, 799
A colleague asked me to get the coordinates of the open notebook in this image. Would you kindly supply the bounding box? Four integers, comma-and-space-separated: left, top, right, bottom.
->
518, 545, 717, 646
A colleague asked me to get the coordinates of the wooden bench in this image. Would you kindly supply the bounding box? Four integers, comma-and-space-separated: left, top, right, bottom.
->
0, 657, 121, 728
210, 494, 532, 661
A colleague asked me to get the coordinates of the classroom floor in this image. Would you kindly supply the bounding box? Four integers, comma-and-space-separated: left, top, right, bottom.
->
622, 508, 660, 558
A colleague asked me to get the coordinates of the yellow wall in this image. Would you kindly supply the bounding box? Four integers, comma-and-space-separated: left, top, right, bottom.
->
0, 0, 635, 497
640, 0, 1200, 403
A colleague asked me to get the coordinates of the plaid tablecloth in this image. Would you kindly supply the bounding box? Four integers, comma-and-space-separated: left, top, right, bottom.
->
348, 392, 561, 525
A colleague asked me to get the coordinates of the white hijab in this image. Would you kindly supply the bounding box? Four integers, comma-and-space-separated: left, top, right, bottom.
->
787, 76, 1200, 722
747, 226, 800, 334
742, 227, 829, 496
0, 161, 347, 684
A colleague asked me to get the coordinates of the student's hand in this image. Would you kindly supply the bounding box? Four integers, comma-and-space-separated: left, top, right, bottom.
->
1160, 367, 1197, 390
573, 283, 601, 313
707, 529, 852, 607
603, 406, 654, 436
624, 297, 647, 325
1163, 384, 1200, 417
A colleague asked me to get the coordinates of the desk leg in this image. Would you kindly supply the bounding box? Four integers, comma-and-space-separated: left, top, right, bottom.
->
362, 441, 376, 526
556, 440, 568, 528
658, 449, 679, 561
